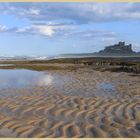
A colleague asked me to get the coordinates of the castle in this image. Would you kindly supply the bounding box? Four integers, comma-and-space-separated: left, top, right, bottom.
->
99, 42, 135, 54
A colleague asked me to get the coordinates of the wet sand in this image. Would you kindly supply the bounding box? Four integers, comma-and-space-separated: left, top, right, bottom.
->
0, 67, 139, 137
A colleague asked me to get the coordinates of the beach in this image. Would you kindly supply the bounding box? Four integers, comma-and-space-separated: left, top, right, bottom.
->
0, 63, 139, 137
1, 1, 140, 138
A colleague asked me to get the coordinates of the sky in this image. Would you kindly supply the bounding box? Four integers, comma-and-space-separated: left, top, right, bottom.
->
0, 2, 140, 56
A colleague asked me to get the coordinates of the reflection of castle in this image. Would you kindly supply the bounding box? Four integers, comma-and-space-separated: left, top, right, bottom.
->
99, 42, 135, 54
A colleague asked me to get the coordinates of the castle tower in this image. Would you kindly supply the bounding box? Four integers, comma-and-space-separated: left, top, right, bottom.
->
127, 44, 132, 51
118, 42, 125, 47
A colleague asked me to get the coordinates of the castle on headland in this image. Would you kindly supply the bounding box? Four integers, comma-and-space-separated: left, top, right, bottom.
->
99, 42, 135, 54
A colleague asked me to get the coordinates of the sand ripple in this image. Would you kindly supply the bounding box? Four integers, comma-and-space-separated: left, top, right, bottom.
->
0, 68, 139, 137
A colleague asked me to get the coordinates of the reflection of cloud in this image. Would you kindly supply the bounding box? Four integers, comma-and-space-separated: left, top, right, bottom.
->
38, 74, 53, 86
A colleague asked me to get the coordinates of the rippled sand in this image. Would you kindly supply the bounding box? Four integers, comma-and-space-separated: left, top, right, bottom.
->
0, 68, 140, 137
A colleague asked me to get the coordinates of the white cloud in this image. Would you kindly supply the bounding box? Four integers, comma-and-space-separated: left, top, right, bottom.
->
15, 25, 55, 37
1, 3, 140, 24
29, 8, 40, 15
5, 24, 118, 40
0, 25, 7, 32
16, 26, 31, 33
33, 25, 55, 37
133, 43, 140, 52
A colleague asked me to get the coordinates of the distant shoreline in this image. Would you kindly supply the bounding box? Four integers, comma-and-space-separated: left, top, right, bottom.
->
0, 56, 139, 74
0, 55, 140, 61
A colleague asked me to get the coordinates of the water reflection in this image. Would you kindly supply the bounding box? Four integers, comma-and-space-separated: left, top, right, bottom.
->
38, 75, 53, 86
98, 82, 116, 91
95, 81, 120, 98
0, 64, 15, 66
0, 69, 53, 89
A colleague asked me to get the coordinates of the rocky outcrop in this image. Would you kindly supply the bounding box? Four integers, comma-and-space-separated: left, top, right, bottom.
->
99, 42, 135, 55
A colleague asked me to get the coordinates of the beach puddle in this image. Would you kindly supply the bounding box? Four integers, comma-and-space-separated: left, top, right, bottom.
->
98, 82, 116, 91
0, 69, 122, 99
0, 69, 69, 89
0, 64, 15, 66
0, 69, 50, 89
96, 82, 120, 98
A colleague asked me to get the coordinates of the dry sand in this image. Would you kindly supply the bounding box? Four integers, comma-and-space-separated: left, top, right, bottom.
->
0, 68, 139, 137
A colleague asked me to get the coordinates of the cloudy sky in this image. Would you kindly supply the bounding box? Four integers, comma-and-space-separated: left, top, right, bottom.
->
0, 2, 140, 56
